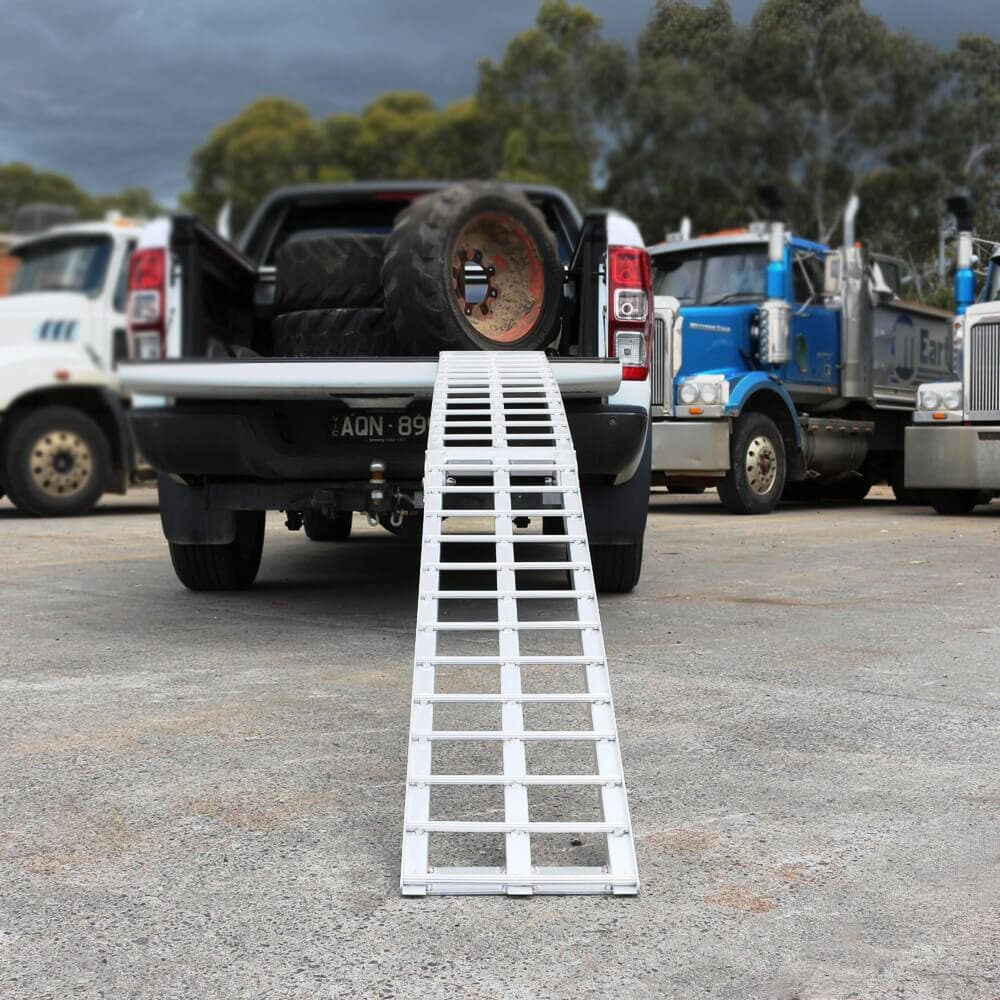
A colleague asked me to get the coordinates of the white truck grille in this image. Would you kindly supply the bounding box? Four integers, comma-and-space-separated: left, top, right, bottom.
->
968, 321, 1000, 419
651, 314, 667, 409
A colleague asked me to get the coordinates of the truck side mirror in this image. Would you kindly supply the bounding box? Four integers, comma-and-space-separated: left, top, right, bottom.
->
823, 252, 844, 298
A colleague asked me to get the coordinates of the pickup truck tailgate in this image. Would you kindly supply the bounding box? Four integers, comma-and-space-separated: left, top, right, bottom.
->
120, 357, 622, 400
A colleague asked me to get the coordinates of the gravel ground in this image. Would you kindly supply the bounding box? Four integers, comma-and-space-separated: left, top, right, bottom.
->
1, 484, 998, 999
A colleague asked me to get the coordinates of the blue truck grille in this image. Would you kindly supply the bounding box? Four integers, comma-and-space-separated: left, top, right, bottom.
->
968, 322, 1000, 418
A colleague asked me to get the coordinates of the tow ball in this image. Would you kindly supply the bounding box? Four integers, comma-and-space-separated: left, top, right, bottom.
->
365, 461, 404, 527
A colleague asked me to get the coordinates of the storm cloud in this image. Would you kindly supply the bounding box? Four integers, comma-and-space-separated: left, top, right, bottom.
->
0, 0, 994, 204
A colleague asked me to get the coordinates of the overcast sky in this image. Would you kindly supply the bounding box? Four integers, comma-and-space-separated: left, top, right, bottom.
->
1, 0, 995, 206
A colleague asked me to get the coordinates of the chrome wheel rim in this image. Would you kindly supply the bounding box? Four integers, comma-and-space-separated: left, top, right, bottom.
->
29, 430, 93, 498
745, 435, 778, 495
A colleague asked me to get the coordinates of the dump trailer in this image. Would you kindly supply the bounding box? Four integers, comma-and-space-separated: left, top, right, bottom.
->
647, 191, 955, 513
905, 198, 1000, 514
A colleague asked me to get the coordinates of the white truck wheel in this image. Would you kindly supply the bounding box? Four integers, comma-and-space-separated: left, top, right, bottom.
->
3, 406, 110, 517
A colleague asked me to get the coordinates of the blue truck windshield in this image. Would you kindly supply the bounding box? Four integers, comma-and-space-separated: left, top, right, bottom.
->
653, 247, 767, 306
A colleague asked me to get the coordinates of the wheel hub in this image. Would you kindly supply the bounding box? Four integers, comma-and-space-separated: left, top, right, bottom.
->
451, 212, 545, 345
29, 430, 92, 498
745, 435, 778, 495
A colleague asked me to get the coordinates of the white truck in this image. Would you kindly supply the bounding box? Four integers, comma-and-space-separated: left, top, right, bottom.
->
0, 219, 143, 515
119, 182, 655, 593
906, 198, 1000, 514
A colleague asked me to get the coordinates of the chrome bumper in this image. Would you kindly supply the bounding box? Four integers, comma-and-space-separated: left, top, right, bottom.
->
651, 419, 730, 475
905, 425, 1000, 489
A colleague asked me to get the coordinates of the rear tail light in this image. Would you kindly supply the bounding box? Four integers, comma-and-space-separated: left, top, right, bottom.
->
608, 246, 652, 380
126, 247, 166, 360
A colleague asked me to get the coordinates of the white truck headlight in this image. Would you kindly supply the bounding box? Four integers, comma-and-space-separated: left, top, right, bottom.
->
919, 389, 940, 411
699, 382, 720, 404
917, 382, 962, 414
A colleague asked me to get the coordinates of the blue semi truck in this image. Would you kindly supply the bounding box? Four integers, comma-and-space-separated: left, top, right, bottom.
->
647, 189, 955, 513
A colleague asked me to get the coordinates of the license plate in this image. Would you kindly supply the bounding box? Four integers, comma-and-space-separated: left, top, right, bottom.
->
331, 411, 428, 443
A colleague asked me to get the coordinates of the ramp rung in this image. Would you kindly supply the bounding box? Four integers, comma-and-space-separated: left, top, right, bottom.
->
425, 464, 576, 474
428, 621, 600, 631
411, 730, 616, 742
421, 655, 601, 665
416, 693, 608, 704
424, 509, 577, 518
402, 350, 638, 897
410, 774, 620, 785
427, 590, 592, 599
425, 534, 582, 544
408, 822, 628, 835
428, 561, 589, 571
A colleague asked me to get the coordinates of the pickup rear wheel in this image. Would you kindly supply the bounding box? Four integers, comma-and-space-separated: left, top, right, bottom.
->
718, 413, 786, 515
168, 511, 265, 590
303, 509, 352, 541
272, 308, 399, 357
275, 234, 386, 310
382, 182, 563, 353
3, 406, 110, 516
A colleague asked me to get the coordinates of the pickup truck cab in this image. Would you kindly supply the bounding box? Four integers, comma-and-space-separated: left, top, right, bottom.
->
120, 182, 653, 592
0, 218, 142, 515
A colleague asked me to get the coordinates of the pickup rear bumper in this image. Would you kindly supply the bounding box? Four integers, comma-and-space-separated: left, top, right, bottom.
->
131, 401, 648, 487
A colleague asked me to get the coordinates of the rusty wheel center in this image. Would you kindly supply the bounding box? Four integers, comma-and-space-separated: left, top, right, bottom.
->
451, 212, 545, 346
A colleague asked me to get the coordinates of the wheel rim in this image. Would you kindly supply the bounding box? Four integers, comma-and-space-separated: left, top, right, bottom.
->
744, 434, 778, 495
450, 212, 545, 345
28, 429, 93, 499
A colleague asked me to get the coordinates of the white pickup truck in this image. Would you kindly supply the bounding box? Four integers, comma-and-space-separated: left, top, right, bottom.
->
0, 219, 143, 515
119, 182, 656, 593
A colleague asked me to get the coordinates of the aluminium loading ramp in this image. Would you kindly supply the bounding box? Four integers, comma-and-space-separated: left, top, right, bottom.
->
401, 351, 639, 896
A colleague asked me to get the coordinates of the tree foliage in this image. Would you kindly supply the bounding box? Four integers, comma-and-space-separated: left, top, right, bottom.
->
9, 0, 995, 305
0, 162, 161, 231
477, 0, 630, 204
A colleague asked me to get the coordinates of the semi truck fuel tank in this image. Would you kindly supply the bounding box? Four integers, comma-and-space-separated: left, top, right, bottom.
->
802, 417, 873, 476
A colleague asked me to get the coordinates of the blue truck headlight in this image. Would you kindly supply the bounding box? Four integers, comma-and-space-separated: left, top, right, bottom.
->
677, 378, 729, 407
679, 382, 700, 404
699, 382, 721, 404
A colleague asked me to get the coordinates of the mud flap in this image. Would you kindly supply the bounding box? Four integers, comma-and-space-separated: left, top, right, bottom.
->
157, 472, 236, 545
581, 425, 651, 548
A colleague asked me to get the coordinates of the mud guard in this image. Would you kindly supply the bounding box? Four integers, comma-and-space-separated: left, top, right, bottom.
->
581, 425, 651, 548
157, 472, 236, 545
725, 373, 802, 448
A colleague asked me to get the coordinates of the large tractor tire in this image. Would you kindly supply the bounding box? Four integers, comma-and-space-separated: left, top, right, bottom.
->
382, 182, 563, 354
718, 413, 786, 515
2, 406, 110, 517
275, 235, 386, 311
272, 308, 399, 357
